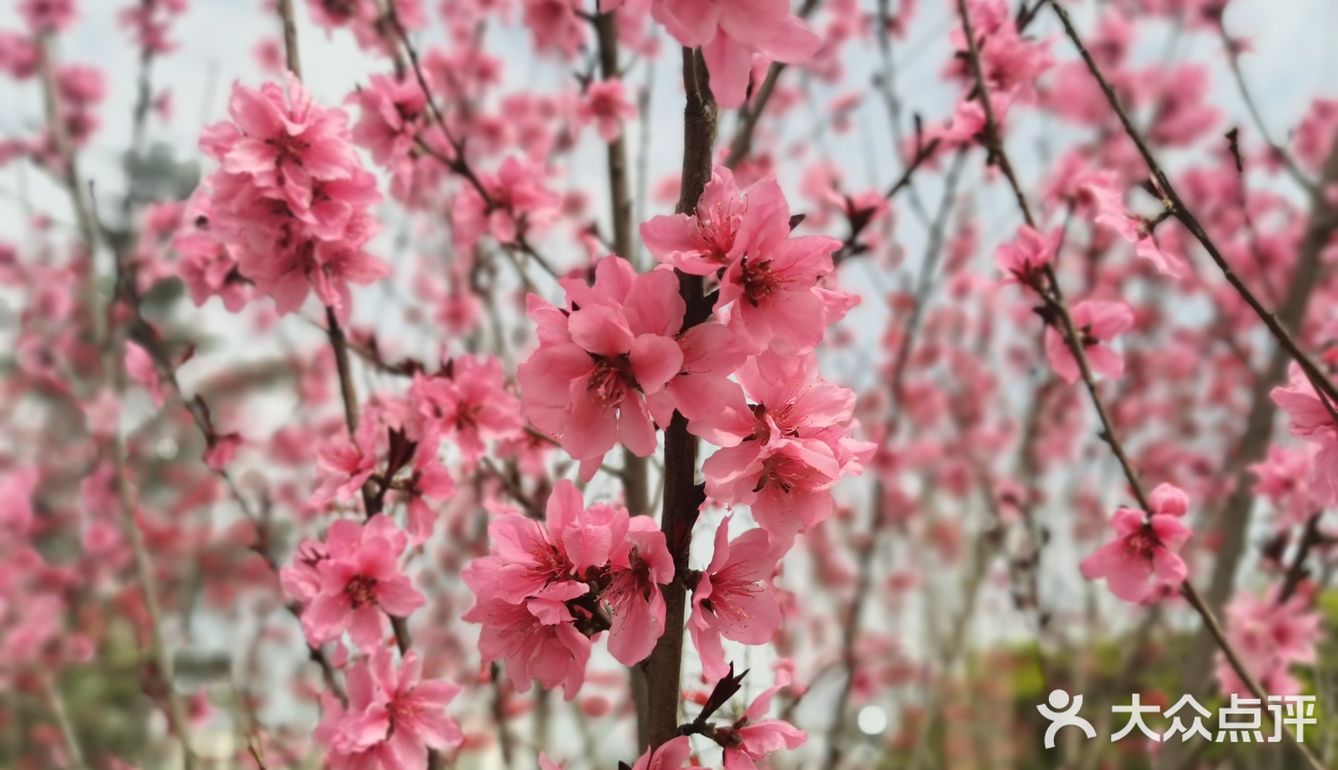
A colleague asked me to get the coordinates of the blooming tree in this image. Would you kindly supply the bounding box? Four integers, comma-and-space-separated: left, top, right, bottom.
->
1, 0, 1338, 769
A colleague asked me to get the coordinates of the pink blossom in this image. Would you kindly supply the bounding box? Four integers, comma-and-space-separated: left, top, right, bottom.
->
0, 468, 38, 539
522, 0, 586, 58
174, 227, 249, 311
206, 77, 360, 211
689, 518, 782, 680
1294, 98, 1338, 173
630, 736, 700, 770
311, 416, 380, 508
0, 31, 39, 79
315, 648, 462, 770
1091, 189, 1188, 277
705, 177, 845, 353
1250, 446, 1325, 528
464, 480, 673, 690
929, 94, 1007, 151
190, 76, 387, 319
640, 166, 751, 276
409, 357, 523, 468
463, 581, 593, 699
464, 486, 582, 606
1079, 483, 1192, 603
1044, 299, 1134, 385
51, 63, 105, 144
308, 0, 424, 53
698, 353, 871, 537
253, 38, 283, 74
650, 320, 747, 423
946, 0, 1052, 103
549, 485, 631, 577
719, 669, 807, 770
995, 225, 1058, 285
649, 0, 822, 108
289, 517, 426, 651
57, 64, 105, 105
1272, 363, 1338, 438
1144, 64, 1219, 147
349, 73, 427, 167
20, 0, 78, 33
518, 256, 687, 475
118, 0, 187, 53
451, 155, 560, 249
1271, 363, 1338, 503
602, 517, 673, 665
403, 445, 454, 544
578, 79, 637, 142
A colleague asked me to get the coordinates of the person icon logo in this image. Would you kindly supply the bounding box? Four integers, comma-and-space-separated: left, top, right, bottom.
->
1036, 688, 1097, 749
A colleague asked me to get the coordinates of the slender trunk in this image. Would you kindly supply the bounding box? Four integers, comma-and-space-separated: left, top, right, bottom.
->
594, 6, 656, 740
641, 48, 716, 750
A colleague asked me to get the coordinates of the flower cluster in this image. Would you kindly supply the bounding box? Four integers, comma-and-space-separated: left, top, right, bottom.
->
644, 169, 855, 354
307, 0, 426, 55
1043, 299, 1134, 385
315, 648, 463, 770
1215, 589, 1321, 698
281, 516, 425, 651
179, 76, 387, 319
14, 2, 1338, 770
946, 0, 1052, 104
309, 398, 454, 544
577, 78, 637, 142
348, 73, 429, 199
451, 155, 561, 251
696, 354, 872, 540
500, 169, 865, 731
517, 254, 740, 476
462, 480, 673, 697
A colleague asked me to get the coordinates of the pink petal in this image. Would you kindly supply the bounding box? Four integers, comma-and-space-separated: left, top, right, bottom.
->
629, 334, 684, 395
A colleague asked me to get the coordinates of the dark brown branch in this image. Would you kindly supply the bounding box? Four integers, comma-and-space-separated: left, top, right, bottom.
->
1278, 512, 1325, 604
642, 47, 717, 751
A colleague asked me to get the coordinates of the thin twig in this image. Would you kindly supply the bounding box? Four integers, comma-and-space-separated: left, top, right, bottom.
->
384, 3, 560, 279
958, 3, 1324, 767
42, 677, 87, 770
1213, 19, 1316, 193
39, 24, 198, 769
1046, 0, 1338, 409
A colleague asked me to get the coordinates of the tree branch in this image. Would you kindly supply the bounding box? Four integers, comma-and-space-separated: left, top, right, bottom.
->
1046, 0, 1338, 409
642, 47, 717, 751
